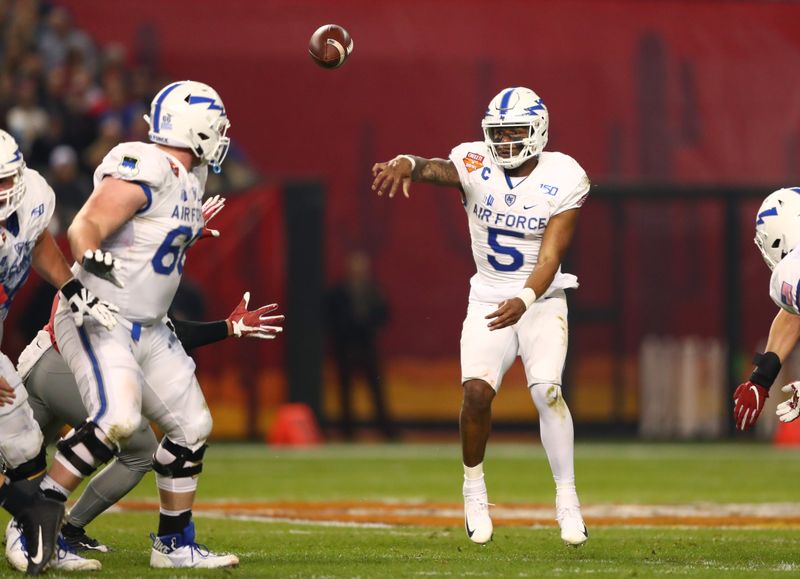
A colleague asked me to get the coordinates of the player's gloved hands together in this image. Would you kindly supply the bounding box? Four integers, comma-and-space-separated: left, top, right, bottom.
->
81, 249, 123, 288
226, 291, 285, 339
371, 155, 414, 199
733, 380, 770, 431
776, 382, 800, 424
199, 195, 226, 240
485, 298, 527, 331
60, 278, 119, 330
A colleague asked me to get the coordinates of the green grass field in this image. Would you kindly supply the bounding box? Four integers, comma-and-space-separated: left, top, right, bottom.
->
3, 442, 800, 577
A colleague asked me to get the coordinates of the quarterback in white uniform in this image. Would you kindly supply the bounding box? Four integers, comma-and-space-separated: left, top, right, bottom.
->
0, 129, 116, 574
372, 87, 589, 546
37, 80, 239, 569
733, 188, 800, 430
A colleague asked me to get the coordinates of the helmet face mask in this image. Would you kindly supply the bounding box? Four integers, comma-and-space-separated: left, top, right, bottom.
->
145, 80, 231, 173
754, 188, 800, 270
482, 87, 548, 169
0, 130, 26, 221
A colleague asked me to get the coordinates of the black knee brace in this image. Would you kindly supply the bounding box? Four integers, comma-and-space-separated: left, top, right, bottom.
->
56, 421, 117, 477
4, 445, 46, 481
152, 438, 207, 478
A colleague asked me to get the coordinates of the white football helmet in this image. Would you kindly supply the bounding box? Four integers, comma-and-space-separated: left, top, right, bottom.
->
0, 130, 26, 221
754, 187, 800, 269
481, 87, 548, 169
144, 80, 230, 173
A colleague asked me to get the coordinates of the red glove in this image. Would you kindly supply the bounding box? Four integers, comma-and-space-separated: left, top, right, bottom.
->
198, 195, 226, 240
226, 291, 284, 339
733, 381, 770, 431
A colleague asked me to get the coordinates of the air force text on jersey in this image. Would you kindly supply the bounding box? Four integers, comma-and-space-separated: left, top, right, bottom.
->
171, 201, 203, 224
471, 202, 548, 233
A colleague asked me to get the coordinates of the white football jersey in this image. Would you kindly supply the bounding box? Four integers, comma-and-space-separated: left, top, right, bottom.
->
77, 142, 206, 324
449, 142, 590, 303
0, 168, 55, 322
770, 244, 800, 315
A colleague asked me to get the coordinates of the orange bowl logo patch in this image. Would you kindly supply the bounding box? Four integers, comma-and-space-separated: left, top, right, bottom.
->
463, 152, 484, 173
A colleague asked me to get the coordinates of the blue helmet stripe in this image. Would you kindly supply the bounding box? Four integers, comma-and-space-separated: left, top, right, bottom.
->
756, 206, 778, 225
498, 88, 516, 119
152, 82, 183, 133
187, 95, 224, 112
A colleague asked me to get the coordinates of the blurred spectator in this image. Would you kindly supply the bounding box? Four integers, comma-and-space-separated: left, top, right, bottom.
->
326, 251, 396, 441
37, 5, 96, 74
83, 115, 122, 170
47, 144, 90, 231
93, 71, 144, 136
28, 111, 64, 171
6, 77, 47, 153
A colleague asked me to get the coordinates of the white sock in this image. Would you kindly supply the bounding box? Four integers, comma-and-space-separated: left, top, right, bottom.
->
463, 463, 486, 495
555, 480, 580, 507
463, 463, 484, 481
39, 474, 71, 501
159, 507, 190, 517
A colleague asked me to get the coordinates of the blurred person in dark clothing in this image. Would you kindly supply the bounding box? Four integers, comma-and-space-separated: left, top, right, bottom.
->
47, 145, 90, 230
82, 115, 122, 170
28, 112, 65, 172
326, 251, 396, 441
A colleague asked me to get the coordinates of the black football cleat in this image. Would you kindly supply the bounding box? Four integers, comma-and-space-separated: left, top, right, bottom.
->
60, 524, 110, 553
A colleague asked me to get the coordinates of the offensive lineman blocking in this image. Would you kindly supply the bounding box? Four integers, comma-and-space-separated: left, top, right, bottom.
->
34, 80, 240, 568
372, 87, 590, 546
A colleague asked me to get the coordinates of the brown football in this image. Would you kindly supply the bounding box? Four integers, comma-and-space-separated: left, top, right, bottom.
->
308, 24, 353, 69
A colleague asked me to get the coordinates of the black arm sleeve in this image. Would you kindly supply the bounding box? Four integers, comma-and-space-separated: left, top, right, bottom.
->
171, 319, 229, 351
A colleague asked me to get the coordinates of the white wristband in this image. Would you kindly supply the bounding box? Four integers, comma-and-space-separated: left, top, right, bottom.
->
397, 154, 416, 173
516, 287, 536, 309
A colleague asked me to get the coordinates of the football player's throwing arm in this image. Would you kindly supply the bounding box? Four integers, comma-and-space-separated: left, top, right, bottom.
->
371, 155, 460, 198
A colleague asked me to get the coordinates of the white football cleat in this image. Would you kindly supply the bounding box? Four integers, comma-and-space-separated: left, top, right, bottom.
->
556, 503, 588, 547
463, 486, 493, 544
4, 519, 27, 572
51, 535, 102, 571
150, 521, 239, 569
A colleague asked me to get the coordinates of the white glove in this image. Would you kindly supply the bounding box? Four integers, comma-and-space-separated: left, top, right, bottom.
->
60, 279, 119, 330
776, 382, 800, 424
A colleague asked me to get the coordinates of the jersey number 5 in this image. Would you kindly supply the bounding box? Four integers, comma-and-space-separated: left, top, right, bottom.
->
487, 227, 524, 272
152, 226, 194, 275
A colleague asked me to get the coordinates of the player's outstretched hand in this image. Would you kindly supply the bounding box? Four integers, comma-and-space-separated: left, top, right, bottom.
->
372, 156, 413, 198
485, 298, 527, 331
776, 382, 800, 423
81, 249, 123, 288
227, 291, 285, 339
60, 279, 119, 330
733, 380, 769, 431
0, 376, 15, 406
199, 194, 226, 239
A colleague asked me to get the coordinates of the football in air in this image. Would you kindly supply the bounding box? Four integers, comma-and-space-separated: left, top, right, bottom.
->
309, 24, 353, 69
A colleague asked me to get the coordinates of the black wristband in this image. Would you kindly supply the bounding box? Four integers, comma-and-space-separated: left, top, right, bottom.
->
750, 351, 782, 389
171, 319, 229, 351
60, 279, 83, 300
